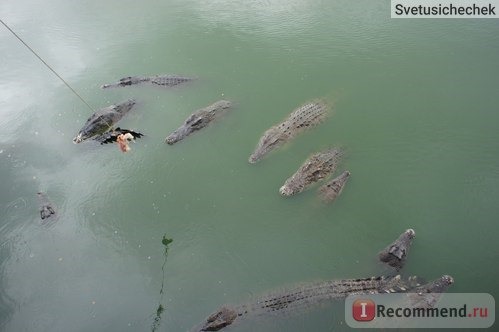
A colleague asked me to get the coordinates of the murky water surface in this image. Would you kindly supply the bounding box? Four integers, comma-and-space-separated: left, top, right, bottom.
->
1, 1, 498, 331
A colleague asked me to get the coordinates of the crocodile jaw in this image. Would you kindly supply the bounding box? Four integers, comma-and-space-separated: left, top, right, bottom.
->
73, 133, 83, 144
165, 126, 193, 145
279, 185, 294, 196
249, 133, 281, 164
248, 144, 273, 164
248, 136, 277, 164
248, 152, 262, 164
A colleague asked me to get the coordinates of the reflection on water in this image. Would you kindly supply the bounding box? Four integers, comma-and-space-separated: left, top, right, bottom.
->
1, 0, 499, 331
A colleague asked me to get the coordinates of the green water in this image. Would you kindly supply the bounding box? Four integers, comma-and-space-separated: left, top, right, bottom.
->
1, 1, 498, 331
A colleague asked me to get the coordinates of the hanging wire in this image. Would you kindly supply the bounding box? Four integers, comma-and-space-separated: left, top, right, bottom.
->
0, 18, 94, 112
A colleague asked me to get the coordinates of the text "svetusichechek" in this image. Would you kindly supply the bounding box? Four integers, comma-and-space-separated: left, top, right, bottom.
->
395, 3, 495, 15
391, 1, 499, 18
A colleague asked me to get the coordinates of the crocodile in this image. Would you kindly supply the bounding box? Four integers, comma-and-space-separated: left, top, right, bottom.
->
408, 275, 454, 308
196, 275, 454, 331
100, 75, 193, 89
72, 99, 136, 144
412, 275, 454, 295
249, 100, 329, 163
165, 100, 232, 145
192, 229, 425, 331
318, 170, 351, 202
37, 192, 56, 221
194, 275, 414, 332
379, 228, 416, 271
279, 148, 342, 196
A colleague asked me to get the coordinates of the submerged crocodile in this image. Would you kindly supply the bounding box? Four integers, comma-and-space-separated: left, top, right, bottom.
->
72, 99, 137, 144
318, 170, 351, 202
193, 229, 453, 331
249, 100, 329, 163
279, 148, 342, 196
195, 275, 452, 332
379, 228, 416, 271
195, 275, 413, 332
413, 275, 454, 295
165, 100, 232, 145
100, 75, 194, 89
37, 192, 56, 221
408, 275, 454, 308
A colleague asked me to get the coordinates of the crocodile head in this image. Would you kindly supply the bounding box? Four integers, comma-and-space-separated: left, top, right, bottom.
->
166, 100, 232, 145
73, 130, 93, 144
416, 275, 454, 294
199, 307, 238, 331
279, 148, 343, 196
405, 275, 454, 308
73, 99, 136, 144
379, 229, 416, 270
165, 114, 203, 145
73, 120, 112, 144
279, 182, 300, 196
248, 127, 285, 163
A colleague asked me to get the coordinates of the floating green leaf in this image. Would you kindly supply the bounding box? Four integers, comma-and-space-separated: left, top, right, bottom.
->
152, 234, 173, 331
162, 235, 173, 247
156, 304, 164, 316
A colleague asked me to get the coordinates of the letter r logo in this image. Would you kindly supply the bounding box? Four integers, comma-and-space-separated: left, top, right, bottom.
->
352, 299, 375, 321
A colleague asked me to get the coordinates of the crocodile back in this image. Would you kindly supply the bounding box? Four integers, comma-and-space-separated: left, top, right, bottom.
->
150, 75, 193, 87
248, 100, 329, 163
285, 100, 328, 135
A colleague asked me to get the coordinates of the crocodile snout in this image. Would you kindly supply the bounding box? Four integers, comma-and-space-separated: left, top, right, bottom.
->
73, 134, 83, 144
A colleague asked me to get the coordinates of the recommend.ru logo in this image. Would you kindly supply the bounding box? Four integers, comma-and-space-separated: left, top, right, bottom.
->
352, 299, 376, 321
346, 293, 495, 328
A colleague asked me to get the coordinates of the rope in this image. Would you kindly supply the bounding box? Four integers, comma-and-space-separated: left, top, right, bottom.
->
0, 18, 94, 112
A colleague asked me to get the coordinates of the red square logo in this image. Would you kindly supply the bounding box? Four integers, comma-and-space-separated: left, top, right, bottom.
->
352, 299, 375, 321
